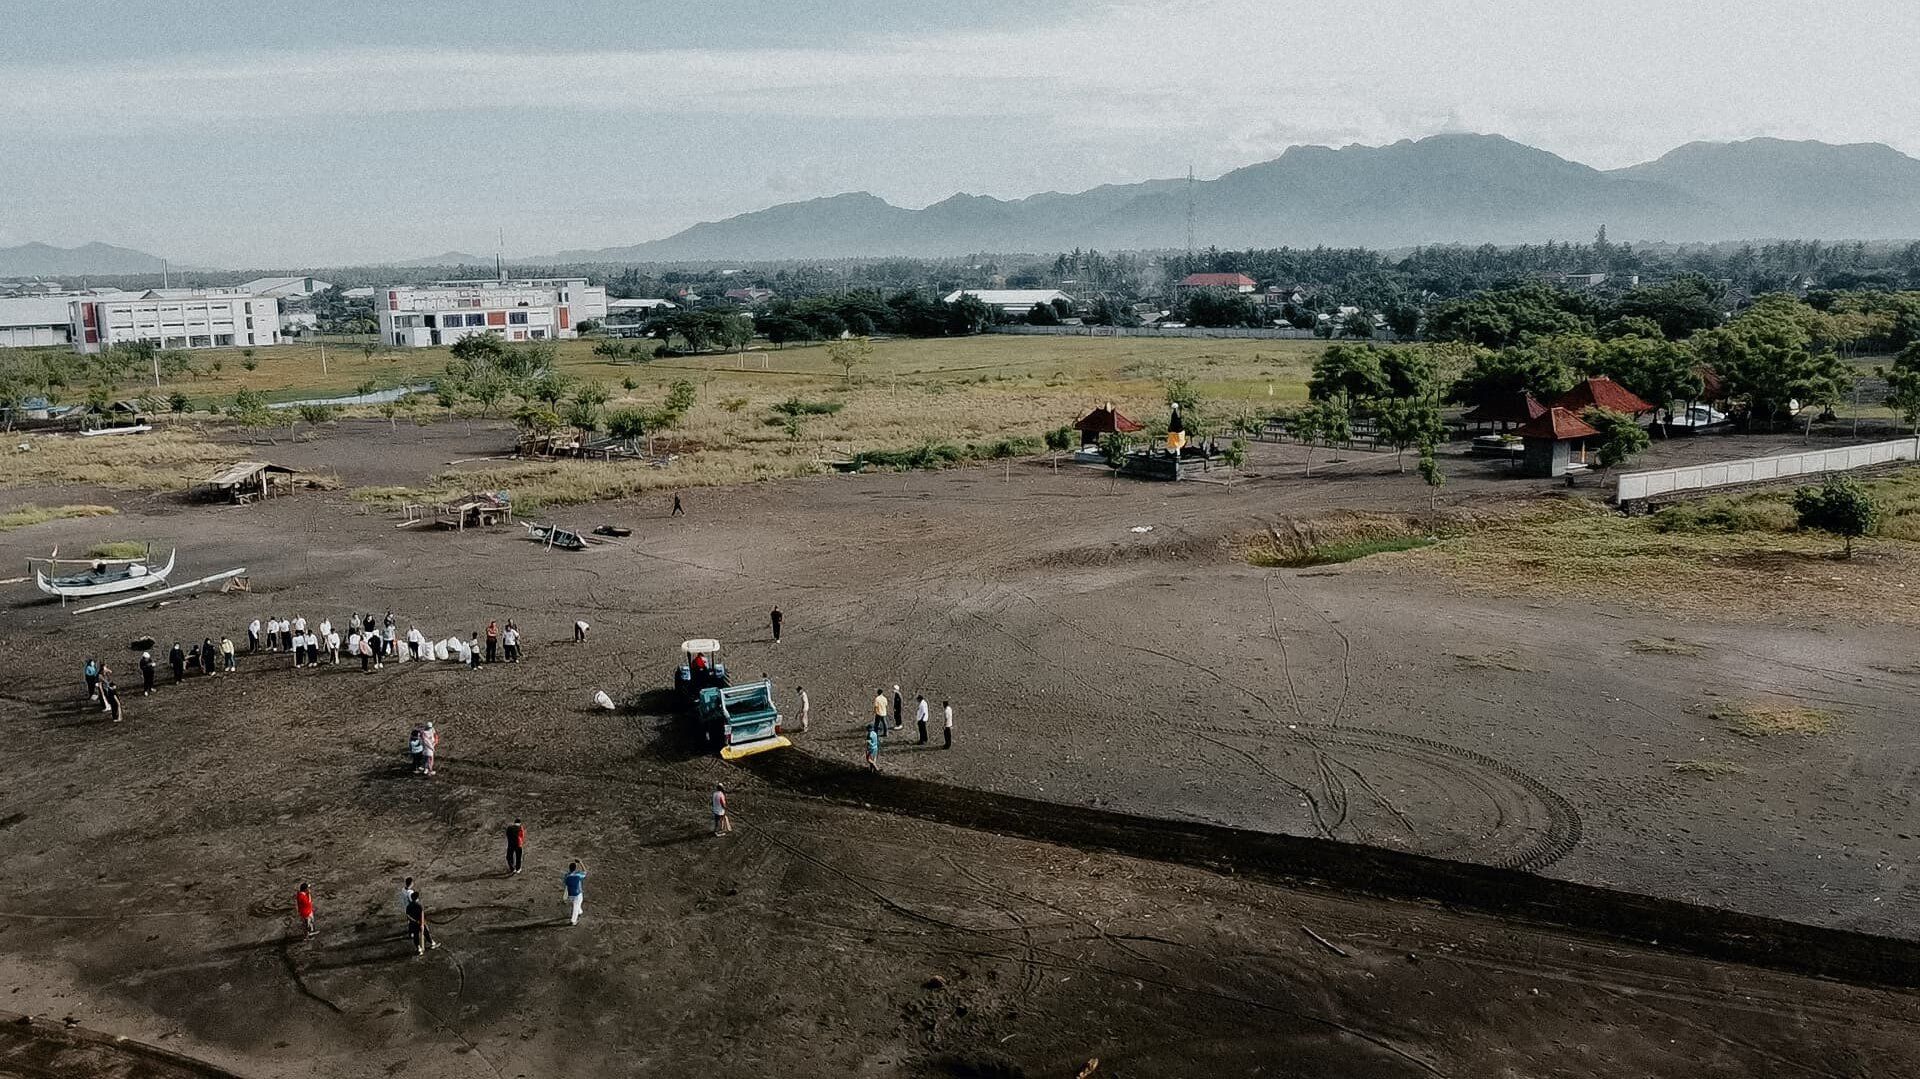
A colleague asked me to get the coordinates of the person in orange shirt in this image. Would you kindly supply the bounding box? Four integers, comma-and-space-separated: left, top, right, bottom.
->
485, 620, 500, 664
295, 882, 315, 938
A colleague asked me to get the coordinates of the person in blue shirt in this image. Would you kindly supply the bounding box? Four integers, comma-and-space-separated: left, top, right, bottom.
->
83, 657, 100, 702
866, 726, 880, 771
563, 861, 588, 926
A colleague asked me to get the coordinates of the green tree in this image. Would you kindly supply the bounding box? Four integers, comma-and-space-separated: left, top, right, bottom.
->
1582, 406, 1651, 477
450, 332, 507, 365
1026, 301, 1061, 326
1448, 342, 1578, 408
467, 371, 509, 417
512, 405, 562, 439
1426, 283, 1596, 348
1043, 424, 1075, 472
295, 403, 339, 440
1880, 342, 1920, 431
1693, 295, 1851, 431
226, 387, 274, 442
1607, 275, 1722, 339
167, 390, 190, 417
1417, 439, 1446, 519
530, 371, 573, 409
1290, 399, 1350, 475
827, 336, 872, 384
1309, 344, 1390, 408
1595, 334, 1702, 429
606, 407, 650, 444
1183, 289, 1257, 328
663, 378, 696, 418
1793, 475, 1879, 558
564, 398, 602, 437
1375, 398, 1446, 472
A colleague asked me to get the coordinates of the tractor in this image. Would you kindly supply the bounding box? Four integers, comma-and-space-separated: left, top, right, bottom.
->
673, 638, 791, 760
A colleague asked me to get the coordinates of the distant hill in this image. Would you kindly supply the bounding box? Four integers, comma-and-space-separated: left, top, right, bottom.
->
0, 241, 169, 277
1610, 138, 1920, 239
552, 134, 1920, 262
389, 251, 492, 268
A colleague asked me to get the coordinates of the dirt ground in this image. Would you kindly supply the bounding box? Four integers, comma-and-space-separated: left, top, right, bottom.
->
3, 425, 1919, 1077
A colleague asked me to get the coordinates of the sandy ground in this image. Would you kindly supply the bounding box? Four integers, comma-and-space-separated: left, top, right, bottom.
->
3, 424, 1918, 1076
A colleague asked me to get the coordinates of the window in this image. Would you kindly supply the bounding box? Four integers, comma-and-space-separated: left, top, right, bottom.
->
395, 332, 406, 346
189, 335, 211, 348
424, 314, 437, 328
467, 314, 486, 327
512, 330, 525, 341
530, 329, 546, 339
508, 311, 528, 325
244, 302, 252, 314
246, 333, 254, 345
215, 333, 234, 346
245, 317, 254, 330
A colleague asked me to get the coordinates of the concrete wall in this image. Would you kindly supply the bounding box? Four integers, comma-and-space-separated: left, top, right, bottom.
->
1616, 437, 1920, 502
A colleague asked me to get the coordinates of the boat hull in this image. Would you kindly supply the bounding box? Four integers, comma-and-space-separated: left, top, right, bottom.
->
35, 549, 176, 598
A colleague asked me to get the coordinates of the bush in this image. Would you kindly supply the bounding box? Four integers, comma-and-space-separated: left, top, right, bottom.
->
1651, 497, 1797, 534
1793, 475, 1879, 557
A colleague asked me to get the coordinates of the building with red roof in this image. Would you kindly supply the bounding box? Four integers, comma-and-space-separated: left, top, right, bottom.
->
1177, 272, 1257, 293
1515, 406, 1600, 477
1461, 390, 1547, 429
1554, 376, 1654, 417
1074, 402, 1143, 446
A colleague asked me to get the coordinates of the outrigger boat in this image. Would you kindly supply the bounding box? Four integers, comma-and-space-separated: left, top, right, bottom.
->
523, 521, 590, 551
33, 547, 176, 601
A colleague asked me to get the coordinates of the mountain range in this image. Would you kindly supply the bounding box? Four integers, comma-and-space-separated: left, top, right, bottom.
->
551, 134, 1920, 262
14, 135, 1920, 272
0, 241, 170, 277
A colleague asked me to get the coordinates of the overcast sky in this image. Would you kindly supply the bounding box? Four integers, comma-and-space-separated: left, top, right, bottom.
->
4, 0, 1918, 267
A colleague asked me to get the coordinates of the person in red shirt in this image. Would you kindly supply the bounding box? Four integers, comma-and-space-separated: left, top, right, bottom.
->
506, 818, 526, 875
295, 882, 315, 938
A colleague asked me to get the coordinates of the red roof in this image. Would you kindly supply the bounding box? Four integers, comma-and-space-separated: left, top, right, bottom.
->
1515, 406, 1599, 441
1074, 404, 1143, 434
1461, 390, 1547, 425
1555, 376, 1653, 416
1179, 272, 1256, 288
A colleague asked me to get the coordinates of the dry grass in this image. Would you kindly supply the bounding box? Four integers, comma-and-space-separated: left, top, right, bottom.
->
352, 451, 821, 511
87, 541, 148, 559
1710, 701, 1837, 737
1404, 494, 1920, 623
1452, 651, 1534, 672
0, 503, 118, 530
1627, 637, 1705, 657
1669, 759, 1747, 778
1, 430, 232, 492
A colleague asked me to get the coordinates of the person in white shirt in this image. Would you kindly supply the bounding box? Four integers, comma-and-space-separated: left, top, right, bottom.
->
327, 628, 341, 664
796, 686, 809, 733
711, 783, 731, 836
248, 618, 262, 653
293, 615, 307, 636
379, 622, 394, 670
943, 701, 954, 749
407, 626, 424, 660
574, 619, 589, 643
502, 623, 521, 663
397, 877, 416, 938
292, 631, 307, 669
915, 694, 930, 744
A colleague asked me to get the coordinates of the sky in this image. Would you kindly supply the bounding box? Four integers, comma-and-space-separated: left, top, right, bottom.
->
3, 0, 1918, 268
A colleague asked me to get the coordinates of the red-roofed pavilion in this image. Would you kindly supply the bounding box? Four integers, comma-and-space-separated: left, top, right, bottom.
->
1074, 402, 1144, 446
1515, 406, 1600, 477
1555, 376, 1654, 417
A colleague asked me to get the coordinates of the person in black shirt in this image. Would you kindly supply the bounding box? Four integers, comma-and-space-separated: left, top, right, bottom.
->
406, 892, 436, 955
770, 607, 782, 643
169, 642, 186, 683
139, 652, 155, 695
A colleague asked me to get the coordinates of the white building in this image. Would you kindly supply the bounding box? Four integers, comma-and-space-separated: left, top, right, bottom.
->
607, 297, 677, 318
68, 288, 280, 353
941, 288, 1074, 317
377, 278, 608, 348
238, 275, 332, 298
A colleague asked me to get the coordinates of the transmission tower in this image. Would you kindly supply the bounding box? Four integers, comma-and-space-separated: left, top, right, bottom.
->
1185, 164, 1195, 259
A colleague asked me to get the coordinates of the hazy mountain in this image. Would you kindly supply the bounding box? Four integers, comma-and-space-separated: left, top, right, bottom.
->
389, 251, 491, 268
0, 241, 169, 277
555, 134, 1920, 262
1610, 138, 1920, 238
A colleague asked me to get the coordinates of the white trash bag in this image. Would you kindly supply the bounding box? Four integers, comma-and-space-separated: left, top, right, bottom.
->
593, 690, 616, 711
434, 639, 451, 661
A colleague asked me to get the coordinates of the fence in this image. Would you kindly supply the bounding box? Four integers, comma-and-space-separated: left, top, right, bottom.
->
1615, 436, 1920, 503
986, 324, 1341, 341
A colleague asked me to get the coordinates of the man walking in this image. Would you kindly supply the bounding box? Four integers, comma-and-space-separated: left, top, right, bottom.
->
506, 819, 525, 874
866, 725, 880, 770
139, 651, 155, 696
407, 890, 436, 955
221, 635, 236, 673
796, 685, 810, 733
502, 621, 520, 663
398, 876, 416, 936
892, 685, 904, 731
915, 694, 929, 745
943, 700, 954, 749
769, 606, 782, 644
872, 689, 888, 739
485, 620, 499, 664
563, 861, 587, 926
712, 783, 731, 837
169, 642, 185, 684
670, 492, 684, 517
295, 882, 316, 938
421, 722, 438, 777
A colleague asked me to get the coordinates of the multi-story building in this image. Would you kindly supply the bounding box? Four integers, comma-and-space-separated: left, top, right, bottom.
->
376, 278, 608, 348
68, 288, 281, 354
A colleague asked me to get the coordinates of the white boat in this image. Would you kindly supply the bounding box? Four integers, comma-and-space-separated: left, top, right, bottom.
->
36, 548, 176, 599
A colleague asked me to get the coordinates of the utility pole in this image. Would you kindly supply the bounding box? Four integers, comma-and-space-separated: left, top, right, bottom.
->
1185, 165, 1195, 260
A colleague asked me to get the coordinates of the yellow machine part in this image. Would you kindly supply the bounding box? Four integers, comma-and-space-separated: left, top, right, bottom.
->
720, 735, 793, 761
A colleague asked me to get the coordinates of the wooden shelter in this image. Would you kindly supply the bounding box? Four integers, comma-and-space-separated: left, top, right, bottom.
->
1515, 407, 1599, 478
1074, 402, 1144, 447
435, 493, 513, 531
203, 461, 299, 504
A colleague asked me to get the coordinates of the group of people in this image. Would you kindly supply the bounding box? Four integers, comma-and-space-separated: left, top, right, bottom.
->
867, 684, 954, 768
300, 798, 734, 956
